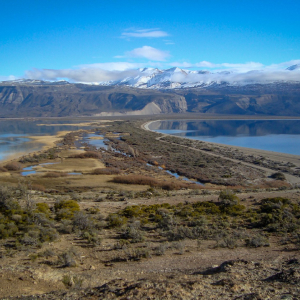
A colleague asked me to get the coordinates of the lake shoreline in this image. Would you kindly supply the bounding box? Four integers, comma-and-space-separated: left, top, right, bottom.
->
0, 131, 70, 165
142, 120, 300, 185
143, 119, 300, 160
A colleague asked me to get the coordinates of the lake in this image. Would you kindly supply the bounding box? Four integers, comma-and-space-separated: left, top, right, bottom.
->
0, 119, 91, 161
149, 119, 300, 156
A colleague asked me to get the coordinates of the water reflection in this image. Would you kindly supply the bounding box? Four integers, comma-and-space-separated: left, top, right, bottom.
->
0, 120, 92, 161
150, 119, 300, 155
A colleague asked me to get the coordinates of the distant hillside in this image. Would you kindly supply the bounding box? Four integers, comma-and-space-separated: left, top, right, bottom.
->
0, 81, 300, 117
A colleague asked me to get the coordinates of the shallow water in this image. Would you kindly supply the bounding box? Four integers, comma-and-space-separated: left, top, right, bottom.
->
146, 163, 203, 185
86, 134, 108, 149
21, 162, 82, 176
149, 119, 300, 156
0, 120, 91, 161
21, 162, 58, 176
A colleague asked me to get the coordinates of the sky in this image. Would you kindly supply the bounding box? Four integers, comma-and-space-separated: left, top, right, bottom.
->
1, 0, 300, 83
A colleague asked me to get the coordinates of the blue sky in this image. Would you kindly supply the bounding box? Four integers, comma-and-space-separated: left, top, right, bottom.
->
1, 0, 300, 82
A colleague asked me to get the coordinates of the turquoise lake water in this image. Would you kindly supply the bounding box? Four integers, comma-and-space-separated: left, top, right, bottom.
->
149, 119, 300, 156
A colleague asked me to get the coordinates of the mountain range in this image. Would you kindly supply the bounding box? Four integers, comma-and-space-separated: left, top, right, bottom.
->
0, 65, 300, 117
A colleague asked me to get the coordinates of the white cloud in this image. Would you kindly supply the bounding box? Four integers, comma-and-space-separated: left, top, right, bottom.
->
192, 61, 265, 72
170, 69, 300, 85
168, 61, 265, 72
121, 28, 169, 38
0, 75, 17, 81
25, 66, 142, 82
125, 46, 170, 61
23, 59, 300, 84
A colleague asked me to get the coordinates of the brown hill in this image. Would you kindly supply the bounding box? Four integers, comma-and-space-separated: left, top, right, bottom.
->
1, 81, 300, 117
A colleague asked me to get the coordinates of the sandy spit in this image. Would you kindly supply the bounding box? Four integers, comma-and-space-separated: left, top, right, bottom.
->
0, 131, 71, 165
142, 120, 300, 185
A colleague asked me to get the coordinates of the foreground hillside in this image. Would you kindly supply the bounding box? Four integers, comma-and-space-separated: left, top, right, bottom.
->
0, 120, 299, 299
1, 81, 300, 116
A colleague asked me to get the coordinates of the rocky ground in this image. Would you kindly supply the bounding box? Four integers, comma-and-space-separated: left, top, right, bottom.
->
6, 258, 300, 299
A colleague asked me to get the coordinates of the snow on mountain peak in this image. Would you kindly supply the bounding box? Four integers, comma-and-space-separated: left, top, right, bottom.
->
3, 65, 300, 90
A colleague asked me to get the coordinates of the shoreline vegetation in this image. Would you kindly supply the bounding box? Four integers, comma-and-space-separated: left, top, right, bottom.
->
0, 116, 299, 298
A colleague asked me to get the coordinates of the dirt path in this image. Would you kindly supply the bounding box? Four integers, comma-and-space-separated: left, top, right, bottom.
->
142, 121, 300, 186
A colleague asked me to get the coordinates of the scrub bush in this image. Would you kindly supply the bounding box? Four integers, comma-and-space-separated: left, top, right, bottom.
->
55, 200, 80, 220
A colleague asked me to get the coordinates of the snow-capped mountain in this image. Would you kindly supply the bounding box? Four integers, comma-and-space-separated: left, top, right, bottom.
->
96, 65, 300, 89
2, 64, 300, 90
95, 67, 218, 89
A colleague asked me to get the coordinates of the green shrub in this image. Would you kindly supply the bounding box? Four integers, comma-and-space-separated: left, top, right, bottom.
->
58, 250, 77, 267
122, 224, 144, 243
270, 172, 286, 181
107, 214, 127, 228
80, 230, 101, 246
214, 231, 238, 249
58, 219, 73, 234
222, 204, 246, 216
123, 247, 151, 261
39, 227, 58, 242
218, 190, 240, 206
260, 197, 290, 213
246, 234, 270, 247
122, 206, 143, 218
32, 213, 54, 227
73, 211, 93, 231
154, 242, 168, 256
35, 203, 51, 216
0, 223, 18, 239
55, 200, 80, 220
0, 186, 21, 214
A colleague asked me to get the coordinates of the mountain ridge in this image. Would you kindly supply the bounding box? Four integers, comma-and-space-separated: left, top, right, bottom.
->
1, 80, 300, 117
